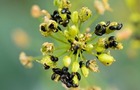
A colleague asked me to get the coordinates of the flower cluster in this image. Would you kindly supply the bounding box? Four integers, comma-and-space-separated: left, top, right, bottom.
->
20, 0, 124, 88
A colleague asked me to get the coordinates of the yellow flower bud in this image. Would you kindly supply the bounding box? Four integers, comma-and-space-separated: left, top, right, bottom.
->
72, 61, 79, 72
85, 44, 94, 52
95, 38, 106, 52
98, 54, 115, 66
40, 56, 56, 68
69, 25, 79, 37
81, 65, 89, 77
53, 0, 61, 7
95, 46, 105, 52
79, 7, 92, 22
116, 43, 123, 50
63, 56, 71, 67
73, 75, 79, 85
71, 11, 79, 24
62, 0, 71, 8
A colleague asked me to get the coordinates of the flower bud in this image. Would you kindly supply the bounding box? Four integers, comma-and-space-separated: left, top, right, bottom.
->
72, 61, 79, 72
72, 75, 79, 85
69, 25, 79, 37
40, 55, 56, 68
71, 11, 79, 24
58, 8, 67, 20
61, 0, 71, 8
81, 65, 89, 77
98, 54, 115, 66
95, 38, 106, 52
116, 43, 123, 50
85, 44, 94, 52
79, 7, 92, 22
63, 56, 71, 67
64, 30, 69, 38
53, 0, 61, 7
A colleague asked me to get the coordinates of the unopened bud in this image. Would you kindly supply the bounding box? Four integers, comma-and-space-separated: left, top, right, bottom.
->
85, 44, 94, 52
71, 11, 79, 24
63, 56, 71, 67
72, 61, 79, 72
69, 25, 79, 37
79, 7, 92, 22
81, 65, 89, 77
98, 54, 115, 66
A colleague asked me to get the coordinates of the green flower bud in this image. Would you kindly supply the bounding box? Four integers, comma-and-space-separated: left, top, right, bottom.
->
64, 30, 69, 38
40, 55, 56, 68
95, 38, 106, 52
116, 43, 123, 50
85, 44, 94, 52
63, 56, 71, 67
69, 25, 79, 37
73, 75, 79, 85
98, 54, 115, 66
61, 0, 71, 8
71, 11, 79, 24
100, 21, 106, 26
95, 46, 105, 53
58, 8, 67, 20
53, 0, 61, 7
72, 61, 79, 72
81, 65, 89, 77
79, 7, 92, 22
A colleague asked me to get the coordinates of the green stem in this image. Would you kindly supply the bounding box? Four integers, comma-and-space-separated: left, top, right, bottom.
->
55, 46, 69, 51
86, 14, 99, 28
58, 30, 66, 38
79, 52, 84, 61
56, 50, 67, 57
91, 52, 98, 57
50, 35, 68, 44
88, 36, 98, 43
31, 56, 42, 61
75, 50, 79, 62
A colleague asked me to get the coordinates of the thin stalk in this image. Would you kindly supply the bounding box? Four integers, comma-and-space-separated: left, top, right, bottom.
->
31, 56, 43, 61
88, 36, 98, 43
79, 51, 84, 61
86, 14, 99, 28
56, 50, 67, 57
75, 50, 80, 62
55, 46, 69, 51
50, 35, 68, 44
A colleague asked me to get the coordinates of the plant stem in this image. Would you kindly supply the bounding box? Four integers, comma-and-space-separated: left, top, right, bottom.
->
50, 35, 68, 44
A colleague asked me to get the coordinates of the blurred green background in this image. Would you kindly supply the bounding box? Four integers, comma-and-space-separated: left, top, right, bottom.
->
0, 0, 140, 90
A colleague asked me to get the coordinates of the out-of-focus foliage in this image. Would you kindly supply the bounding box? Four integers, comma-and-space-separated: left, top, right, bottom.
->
0, 0, 140, 90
